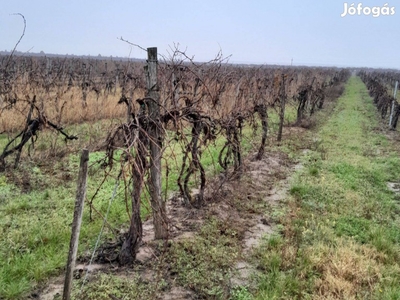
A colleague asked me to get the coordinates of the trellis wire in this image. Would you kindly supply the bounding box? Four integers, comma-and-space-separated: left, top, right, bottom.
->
78, 176, 120, 295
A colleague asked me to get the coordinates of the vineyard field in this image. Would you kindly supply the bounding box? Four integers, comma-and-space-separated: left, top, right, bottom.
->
1, 51, 400, 299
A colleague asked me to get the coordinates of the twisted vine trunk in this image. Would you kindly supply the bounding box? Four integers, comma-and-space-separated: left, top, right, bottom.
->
296, 89, 308, 124
218, 116, 242, 176
391, 102, 400, 129
178, 113, 206, 208
119, 109, 147, 265
187, 116, 205, 207
120, 47, 169, 264
232, 118, 243, 173
255, 104, 268, 160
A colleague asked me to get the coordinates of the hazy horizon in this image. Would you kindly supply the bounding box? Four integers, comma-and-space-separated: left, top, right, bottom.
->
1, 1, 399, 70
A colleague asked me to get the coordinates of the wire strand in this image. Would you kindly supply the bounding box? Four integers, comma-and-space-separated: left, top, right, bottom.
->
79, 176, 120, 295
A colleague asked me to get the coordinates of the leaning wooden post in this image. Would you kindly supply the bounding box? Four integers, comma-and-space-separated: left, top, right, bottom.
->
63, 149, 89, 300
146, 47, 168, 239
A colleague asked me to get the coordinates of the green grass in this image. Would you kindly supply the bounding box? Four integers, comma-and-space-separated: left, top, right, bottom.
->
0, 106, 277, 299
0, 93, 303, 299
254, 76, 400, 299
0, 162, 125, 299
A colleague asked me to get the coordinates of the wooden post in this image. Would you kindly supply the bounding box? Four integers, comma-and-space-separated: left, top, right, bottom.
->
277, 74, 286, 142
81, 63, 87, 108
389, 81, 398, 129
146, 47, 168, 239
63, 149, 89, 300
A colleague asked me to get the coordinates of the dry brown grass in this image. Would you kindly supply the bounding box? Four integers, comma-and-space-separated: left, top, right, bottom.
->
309, 239, 384, 299
0, 86, 145, 133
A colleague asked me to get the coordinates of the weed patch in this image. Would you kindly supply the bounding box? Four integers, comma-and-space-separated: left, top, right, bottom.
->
167, 218, 240, 298
73, 272, 159, 300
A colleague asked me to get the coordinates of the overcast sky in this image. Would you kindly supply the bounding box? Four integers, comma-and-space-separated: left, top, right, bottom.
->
0, 0, 399, 69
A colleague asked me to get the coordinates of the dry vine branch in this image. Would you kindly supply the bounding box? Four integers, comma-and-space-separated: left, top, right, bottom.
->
4, 13, 26, 71
0, 95, 77, 171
